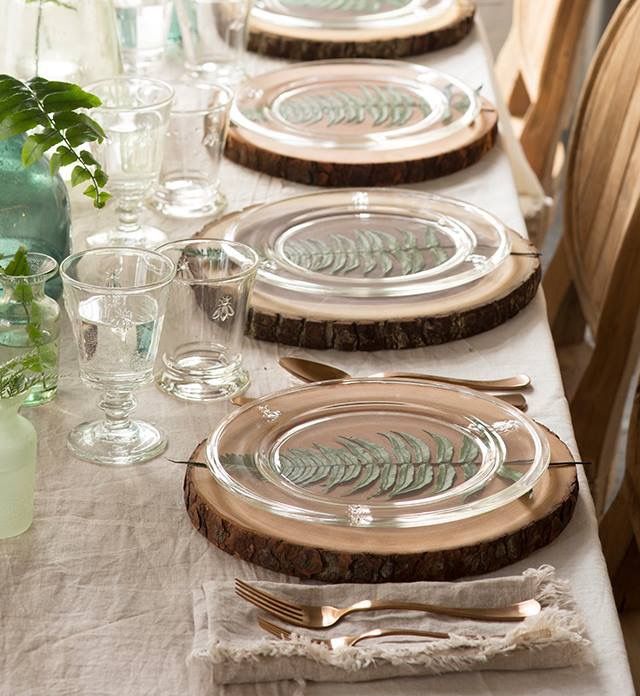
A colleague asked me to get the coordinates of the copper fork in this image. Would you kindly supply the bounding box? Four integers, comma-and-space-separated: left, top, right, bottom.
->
235, 578, 541, 628
258, 616, 452, 648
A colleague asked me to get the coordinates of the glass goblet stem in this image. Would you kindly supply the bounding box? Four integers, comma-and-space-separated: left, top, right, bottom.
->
99, 390, 137, 433
116, 195, 144, 236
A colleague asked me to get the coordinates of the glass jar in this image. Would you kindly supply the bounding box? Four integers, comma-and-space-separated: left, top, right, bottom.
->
0, 0, 122, 84
0, 253, 61, 407
0, 394, 37, 539
0, 136, 71, 298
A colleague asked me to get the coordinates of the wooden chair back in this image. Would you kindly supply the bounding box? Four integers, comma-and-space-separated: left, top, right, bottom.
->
600, 380, 640, 610
496, 0, 591, 192
544, 0, 640, 515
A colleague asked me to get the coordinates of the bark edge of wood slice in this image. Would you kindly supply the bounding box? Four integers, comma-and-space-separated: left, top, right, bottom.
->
248, 0, 475, 60
247, 232, 540, 352
224, 105, 498, 188
184, 426, 578, 583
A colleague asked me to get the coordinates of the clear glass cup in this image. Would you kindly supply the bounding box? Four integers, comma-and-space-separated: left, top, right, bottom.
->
60, 248, 176, 466
155, 239, 259, 401
113, 0, 173, 74
0, 0, 122, 84
150, 82, 232, 219
83, 78, 174, 249
0, 253, 60, 407
174, 0, 253, 85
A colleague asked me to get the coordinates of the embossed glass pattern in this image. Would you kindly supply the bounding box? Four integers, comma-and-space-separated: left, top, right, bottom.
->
206, 379, 550, 528
156, 239, 259, 401
61, 248, 175, 466
150, 83, 232, 219
83, 78, 174, 249
226, 189, 511, 298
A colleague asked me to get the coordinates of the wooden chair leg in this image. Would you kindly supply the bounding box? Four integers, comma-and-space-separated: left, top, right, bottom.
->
495, 32, 531, 117
543, 240, 586, 345
611, 541, 640, 611
508, 73, 531, 117
600, 486, 634, 578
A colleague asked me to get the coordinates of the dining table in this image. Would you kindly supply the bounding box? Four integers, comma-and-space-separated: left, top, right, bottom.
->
0, 17, 635, 696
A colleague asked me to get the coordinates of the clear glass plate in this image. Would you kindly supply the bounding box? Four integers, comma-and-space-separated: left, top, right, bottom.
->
252, 0, 456, 31
206, 379, 550, 528
226, 189, 511, 298
231, 60, 480, 151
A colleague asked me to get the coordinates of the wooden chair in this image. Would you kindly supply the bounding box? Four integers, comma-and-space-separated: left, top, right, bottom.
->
600, 374, 640, 685
495, 0, 591, 244
600, 379, 640, 611
543, 0, 640, 516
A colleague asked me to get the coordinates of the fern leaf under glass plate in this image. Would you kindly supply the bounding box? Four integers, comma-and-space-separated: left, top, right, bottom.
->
216, 430, 523, 501
282, 226, 450, 277
277, 84, 432, 129
280, 0, 410, 12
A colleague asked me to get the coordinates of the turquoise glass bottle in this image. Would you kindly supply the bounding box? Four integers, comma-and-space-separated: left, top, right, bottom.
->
168, 6, 182, 45
0, 136, 71, 298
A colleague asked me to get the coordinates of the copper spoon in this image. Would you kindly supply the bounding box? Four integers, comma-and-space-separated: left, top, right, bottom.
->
279, 357, 531, 392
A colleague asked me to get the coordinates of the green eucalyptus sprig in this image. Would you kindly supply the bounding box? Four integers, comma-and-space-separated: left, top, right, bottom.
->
0, 75, 111, 208
0, 247, 56, 400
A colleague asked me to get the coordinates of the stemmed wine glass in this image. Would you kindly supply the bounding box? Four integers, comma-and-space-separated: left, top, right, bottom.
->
60, 248, 175, 466
83, 77, 174, 249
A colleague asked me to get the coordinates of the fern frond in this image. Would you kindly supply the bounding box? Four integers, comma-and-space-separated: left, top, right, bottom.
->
0, 74, 110, 208
282, 225, 451, 277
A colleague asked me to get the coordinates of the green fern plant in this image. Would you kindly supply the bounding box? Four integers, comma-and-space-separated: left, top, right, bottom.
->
281, 0, 409, 13
277, 85, 432, 129
0, 75, 110, 208
283, 226, 449, 277
219, 431, 523, 501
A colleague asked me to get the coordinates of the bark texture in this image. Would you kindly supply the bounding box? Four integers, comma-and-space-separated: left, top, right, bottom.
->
247, 6, 475, 61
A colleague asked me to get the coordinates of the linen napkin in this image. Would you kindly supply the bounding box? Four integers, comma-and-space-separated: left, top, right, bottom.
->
188, 565, 590, 693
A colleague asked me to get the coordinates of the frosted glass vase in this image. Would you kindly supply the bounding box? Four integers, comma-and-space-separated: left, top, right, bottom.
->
0, 395, 37, 539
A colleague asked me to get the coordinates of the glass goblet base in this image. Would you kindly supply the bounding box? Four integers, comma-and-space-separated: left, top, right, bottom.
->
85, 224, 168, 250
186, 62, 246, 87
149, 179, 227, 219
157, 352, 249, 402
67, 418, 167, 466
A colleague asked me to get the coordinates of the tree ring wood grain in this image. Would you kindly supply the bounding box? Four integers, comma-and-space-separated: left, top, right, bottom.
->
248, 0, 476, 61
184, 425, 578, 583
225, 99, 498, 188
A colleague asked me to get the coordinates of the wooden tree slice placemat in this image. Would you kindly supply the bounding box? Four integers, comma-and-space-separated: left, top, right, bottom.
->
199, 213, 541, 351
184, 426, 578, 583
249, 0, 476, 61
226, 60, 498, 187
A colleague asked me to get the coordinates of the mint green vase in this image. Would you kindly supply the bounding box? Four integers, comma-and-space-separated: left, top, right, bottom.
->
0, 394, 37, 539
0, 136, 71, 298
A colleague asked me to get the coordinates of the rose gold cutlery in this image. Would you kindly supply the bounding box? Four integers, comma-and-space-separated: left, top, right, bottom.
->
258, 616, 453, 648
278, 356, 531, 391
235, 578, 541, 626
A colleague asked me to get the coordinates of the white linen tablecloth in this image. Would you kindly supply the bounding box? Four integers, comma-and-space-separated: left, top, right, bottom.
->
0, 24, 634, 696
